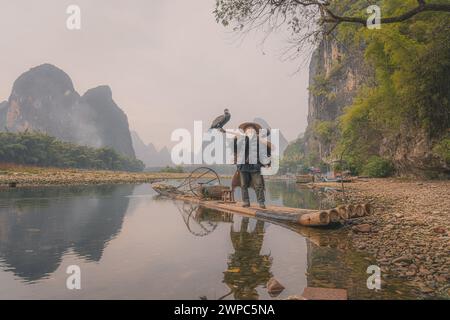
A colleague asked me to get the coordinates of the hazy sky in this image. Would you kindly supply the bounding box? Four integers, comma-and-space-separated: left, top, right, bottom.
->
0, 0, 310, 149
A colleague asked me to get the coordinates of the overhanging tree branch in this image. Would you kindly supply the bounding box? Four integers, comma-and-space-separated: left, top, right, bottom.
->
321, 2, 450, 26
270, 0, 450, 26
214, 0, 450, 56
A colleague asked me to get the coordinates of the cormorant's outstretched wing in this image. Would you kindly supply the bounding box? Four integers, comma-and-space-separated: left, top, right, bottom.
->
210, 115, 225, 129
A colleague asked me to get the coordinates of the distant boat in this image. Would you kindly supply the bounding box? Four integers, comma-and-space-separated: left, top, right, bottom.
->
320, 176, 353, 183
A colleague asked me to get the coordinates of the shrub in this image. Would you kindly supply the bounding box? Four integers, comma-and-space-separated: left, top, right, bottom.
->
160, 165, 184, 173
432, 137, 450, 165
362, 156, 394, 177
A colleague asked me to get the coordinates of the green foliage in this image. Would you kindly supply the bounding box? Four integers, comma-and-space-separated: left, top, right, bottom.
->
313, 121, 335, 145
160, 165, 184, 173
282, 137, 305, 162
336, 1, 450, 175
361, 156, 394, 177
280, 136, 328, 174
336, 86, 385, 172
309, 60, 344, 101
279, 137, 306, 174
433, 137, 450, 165
309, 74, 331, 97
0, 131, 144, 172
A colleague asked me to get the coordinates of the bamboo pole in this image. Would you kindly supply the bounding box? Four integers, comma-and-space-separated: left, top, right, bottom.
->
328, 209, 340, 223
336, 205, 348, 220
346, 204, 356, 218
298, 211, 330, 226
364, 203, 373, 215
355, 204, 365, 217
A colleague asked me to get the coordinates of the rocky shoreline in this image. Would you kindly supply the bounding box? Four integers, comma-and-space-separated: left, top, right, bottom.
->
340, 179, 450, 298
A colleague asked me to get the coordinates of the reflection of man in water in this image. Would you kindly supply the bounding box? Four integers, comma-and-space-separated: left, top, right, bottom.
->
222, 217, 272, 300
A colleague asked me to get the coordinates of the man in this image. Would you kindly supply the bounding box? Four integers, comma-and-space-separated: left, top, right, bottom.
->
233, 122, 271, 209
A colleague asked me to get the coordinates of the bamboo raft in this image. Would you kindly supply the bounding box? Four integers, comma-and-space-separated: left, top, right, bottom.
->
163, 192, 372, 227
152, 168, 372, 228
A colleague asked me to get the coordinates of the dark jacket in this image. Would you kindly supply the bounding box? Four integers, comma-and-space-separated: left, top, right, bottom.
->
233, 136, 271, 172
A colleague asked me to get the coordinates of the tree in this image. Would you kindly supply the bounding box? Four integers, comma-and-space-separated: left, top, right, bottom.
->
0, 131, 145, 172
214, 0, 450, 54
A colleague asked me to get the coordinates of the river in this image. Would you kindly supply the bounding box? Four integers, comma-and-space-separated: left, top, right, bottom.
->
0, 181, 416, 299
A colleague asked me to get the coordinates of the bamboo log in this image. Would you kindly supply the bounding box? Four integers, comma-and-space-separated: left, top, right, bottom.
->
298, 211, 330, 226
364, 203, 373, 215
346, 204, 356, 218
336, 205, 348, 220
256, 211, 299, 223
265, 205, 317, 215
355, 204, 365, 217
328, 209, 340, 223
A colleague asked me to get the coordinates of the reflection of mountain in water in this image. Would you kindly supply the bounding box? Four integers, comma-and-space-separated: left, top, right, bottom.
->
0, 185, 134, 282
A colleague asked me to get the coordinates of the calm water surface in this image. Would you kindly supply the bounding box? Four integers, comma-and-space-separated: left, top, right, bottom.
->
0, 181, 415, 299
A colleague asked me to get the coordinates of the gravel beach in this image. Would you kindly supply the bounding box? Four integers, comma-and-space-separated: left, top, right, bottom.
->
342, 179, 450, 298
0, 166, 189, 187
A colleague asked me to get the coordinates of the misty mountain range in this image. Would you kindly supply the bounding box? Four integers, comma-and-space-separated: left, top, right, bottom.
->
0, 64, 290, 168
0, 64, 135, 158
131, 117, 289, 168
131, 131, 172, 167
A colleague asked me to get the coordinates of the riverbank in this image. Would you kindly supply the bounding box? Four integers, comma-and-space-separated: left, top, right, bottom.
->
341, 178, 449, 298
0, 165, 189, 188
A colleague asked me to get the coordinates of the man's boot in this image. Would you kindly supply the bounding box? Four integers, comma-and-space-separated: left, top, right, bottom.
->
241, 186, 250, 207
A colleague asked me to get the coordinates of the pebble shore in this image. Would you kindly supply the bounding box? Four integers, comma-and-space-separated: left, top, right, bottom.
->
342, 179, 450, 298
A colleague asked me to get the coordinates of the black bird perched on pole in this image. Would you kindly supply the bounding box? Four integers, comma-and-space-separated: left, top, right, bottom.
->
210, 108, 231, 133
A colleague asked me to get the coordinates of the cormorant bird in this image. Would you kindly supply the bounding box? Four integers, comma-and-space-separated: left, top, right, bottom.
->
210, 108, 231, 133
